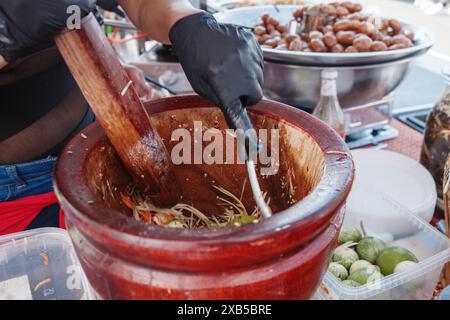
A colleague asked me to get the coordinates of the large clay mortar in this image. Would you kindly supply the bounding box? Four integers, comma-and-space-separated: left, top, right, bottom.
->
54, 96, 354, 299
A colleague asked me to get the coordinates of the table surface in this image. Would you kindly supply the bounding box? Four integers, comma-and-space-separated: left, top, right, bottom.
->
381, 118, 424, 161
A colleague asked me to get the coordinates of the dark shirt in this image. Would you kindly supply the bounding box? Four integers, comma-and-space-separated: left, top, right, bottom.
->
0, 48, 94, 164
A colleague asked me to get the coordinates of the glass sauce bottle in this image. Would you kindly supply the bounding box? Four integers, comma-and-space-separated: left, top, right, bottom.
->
313, 69, 346, 139
420, 65, 450, 202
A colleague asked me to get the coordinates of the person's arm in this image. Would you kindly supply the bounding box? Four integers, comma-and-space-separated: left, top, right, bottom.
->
119, 0, 264, 131
118, 0, 201, 44
0, 55, 6, 69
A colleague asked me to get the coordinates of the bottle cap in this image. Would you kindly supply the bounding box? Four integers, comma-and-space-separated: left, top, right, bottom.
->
321, 69, 338, 79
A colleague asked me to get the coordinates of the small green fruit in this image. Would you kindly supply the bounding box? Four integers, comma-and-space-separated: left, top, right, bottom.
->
376, 247, 418, 276
356, 237, 386, 263
349, 260, 373, 274
332, 242, 359, 270
166, 220, 187, 228
338, 226, 362, 244
228, 215, 258, 226
348, 265, 383, 285
366, 270, 384, 284
394, 261, 424, 290
328, 262, 348, 280
394, 260, 418, 273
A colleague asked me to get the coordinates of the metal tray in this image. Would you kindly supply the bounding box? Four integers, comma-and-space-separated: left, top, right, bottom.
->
215, 5, 435, 66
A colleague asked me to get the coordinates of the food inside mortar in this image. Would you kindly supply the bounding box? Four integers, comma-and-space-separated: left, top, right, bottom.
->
253, 1, 415, 53
87, 108, 325, 230
119, 184, 269, 228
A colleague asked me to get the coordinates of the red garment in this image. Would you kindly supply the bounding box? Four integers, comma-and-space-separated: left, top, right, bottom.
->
0, 192, 65, 236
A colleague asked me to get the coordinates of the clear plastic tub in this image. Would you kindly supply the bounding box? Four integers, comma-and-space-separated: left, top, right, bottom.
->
317, 186, 450, 300
0, 228, 94, 300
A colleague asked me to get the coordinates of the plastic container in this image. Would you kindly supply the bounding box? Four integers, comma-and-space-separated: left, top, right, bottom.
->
317, 186, 450, 300
0, 228, 94, 300
349, 150, 437, 225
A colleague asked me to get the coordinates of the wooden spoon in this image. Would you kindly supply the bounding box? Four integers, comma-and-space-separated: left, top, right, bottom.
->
55, 14, 179, 206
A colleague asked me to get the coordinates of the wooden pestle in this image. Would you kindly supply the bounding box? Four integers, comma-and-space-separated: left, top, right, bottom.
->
55, 14, 179, 206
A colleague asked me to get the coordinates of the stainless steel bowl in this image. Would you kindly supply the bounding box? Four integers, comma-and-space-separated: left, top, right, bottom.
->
149, 55, 419, 110
216, 5, 434, 109
215, 5, 434, 66
263, 56, 415, 109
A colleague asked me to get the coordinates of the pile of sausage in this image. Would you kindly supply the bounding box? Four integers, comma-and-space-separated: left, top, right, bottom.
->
253, 2, 415, 53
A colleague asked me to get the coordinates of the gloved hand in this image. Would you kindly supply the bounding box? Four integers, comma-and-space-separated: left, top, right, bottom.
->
169, 12, 264, 131
0, 0, 122, 63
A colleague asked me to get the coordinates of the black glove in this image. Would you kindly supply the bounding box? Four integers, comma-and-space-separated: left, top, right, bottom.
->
0, 0, 122, 63
169, 12, 264, 131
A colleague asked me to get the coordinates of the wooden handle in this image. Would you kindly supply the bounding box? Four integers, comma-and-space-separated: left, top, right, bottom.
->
55, 14, 178, 206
